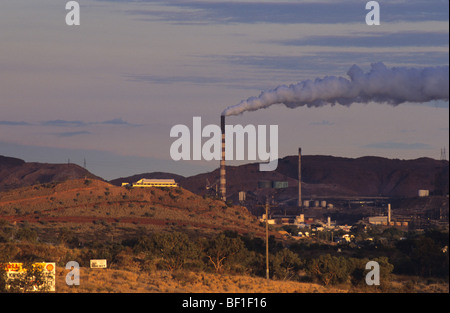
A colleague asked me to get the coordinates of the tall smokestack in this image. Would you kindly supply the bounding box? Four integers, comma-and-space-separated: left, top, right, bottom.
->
220, 115, 226, 201
298, 147, 302, 207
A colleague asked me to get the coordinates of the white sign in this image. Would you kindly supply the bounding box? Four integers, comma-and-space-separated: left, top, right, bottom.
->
90, 259, 107, 268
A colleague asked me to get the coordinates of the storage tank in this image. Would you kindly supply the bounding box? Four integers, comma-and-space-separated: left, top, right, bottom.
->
258, 180, 272, 189
303, 200, 310, 207
321, 200, 327, 208
314, 200, 320, 207
272, 181, 288, 189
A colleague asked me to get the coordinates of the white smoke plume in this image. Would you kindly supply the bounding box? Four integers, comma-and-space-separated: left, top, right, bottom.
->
222, 62, 449, 116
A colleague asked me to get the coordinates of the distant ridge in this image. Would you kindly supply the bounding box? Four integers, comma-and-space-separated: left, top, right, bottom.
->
109, 172, 185, 186
0, 155, 102, 191
112, 155, 449, 200
2, 154, 448, 199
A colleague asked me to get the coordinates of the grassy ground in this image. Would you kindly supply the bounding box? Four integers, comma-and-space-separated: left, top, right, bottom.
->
55, 267, 448, 293
56, 267, 347, 293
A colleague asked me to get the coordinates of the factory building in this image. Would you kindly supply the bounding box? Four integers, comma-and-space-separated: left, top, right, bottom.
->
122, 178, 178, 188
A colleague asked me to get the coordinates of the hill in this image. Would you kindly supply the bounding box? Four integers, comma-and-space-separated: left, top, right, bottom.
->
110, 172, 185, 186
0, 155, 102, 192
120, 155, 448, 202
0, 178, 265, 244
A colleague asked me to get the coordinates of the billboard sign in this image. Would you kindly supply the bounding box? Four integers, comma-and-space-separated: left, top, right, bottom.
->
3, 262, 56, 292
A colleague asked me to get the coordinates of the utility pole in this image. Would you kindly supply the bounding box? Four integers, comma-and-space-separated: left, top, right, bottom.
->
265, 196, 270, 280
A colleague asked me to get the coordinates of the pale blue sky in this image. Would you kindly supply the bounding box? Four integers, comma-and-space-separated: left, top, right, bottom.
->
0, 0, 448, 180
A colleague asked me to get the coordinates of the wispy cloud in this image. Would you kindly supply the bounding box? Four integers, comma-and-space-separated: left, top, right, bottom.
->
118, 1, 449, 25
277, 32, 449, 48
41, 118, 140, 127
100, 118, 141, 126
364, 142, 432, 150
41, 120, 88, 127
53, 131, 92, 137
309, 120, 335, 126
0, 121, 31, 126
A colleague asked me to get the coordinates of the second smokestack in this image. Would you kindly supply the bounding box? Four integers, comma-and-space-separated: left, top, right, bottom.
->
298, 147, 302, 207
220, 115, 226, 201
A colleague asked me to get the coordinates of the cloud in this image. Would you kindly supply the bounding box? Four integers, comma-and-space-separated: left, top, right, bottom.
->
220, 51, 449, 75
363, 142, 432, 150
53, 131, 91, 138
0, 121, 31, 126
41, 120, 88, 127
278, 32, 449, 48
100, 118, 141, 126
41, 118, 140, 127
118, 1, 449, 25
309, 120, 335, 126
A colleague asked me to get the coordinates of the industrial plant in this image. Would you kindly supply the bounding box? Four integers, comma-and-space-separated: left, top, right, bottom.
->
217, 117, 448, 243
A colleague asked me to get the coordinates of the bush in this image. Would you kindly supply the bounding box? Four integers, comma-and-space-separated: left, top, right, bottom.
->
205, 233, 246, 273
306, 254, 351, 286
306, 254, 394, 288
271, 249, 303, 281
16, 227, 38, 243
133, 232, 200, 271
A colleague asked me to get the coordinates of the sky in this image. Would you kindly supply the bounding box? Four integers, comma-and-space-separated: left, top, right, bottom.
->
0, 0, 448, 180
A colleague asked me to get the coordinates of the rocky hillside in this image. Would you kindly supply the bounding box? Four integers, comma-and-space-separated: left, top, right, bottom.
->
139, 155, 448, 201
0, 155, 101, 191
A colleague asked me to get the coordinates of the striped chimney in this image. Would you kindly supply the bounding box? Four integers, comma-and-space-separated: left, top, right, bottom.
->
220, 115, 226, 201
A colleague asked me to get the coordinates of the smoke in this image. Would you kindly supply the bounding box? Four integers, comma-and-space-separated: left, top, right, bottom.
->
222, 62, 449, 116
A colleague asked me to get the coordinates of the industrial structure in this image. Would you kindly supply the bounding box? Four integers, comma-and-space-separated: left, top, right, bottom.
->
298, 147, 302, 207
122, 178, 178, 188
220, 115, 226, 201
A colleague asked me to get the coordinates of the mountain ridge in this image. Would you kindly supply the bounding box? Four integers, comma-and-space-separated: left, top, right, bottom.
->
0, 155, 102, 191
1, 154, 448, 199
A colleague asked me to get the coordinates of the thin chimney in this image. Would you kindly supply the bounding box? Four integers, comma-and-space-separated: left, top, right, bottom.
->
298, 147, 302, 207
220, 115, 226, 201
388, 203, 391, 224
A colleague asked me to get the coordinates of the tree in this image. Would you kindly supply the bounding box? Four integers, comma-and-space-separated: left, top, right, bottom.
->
271, 248, 303, 281
150, 232, 199, 271
0, 265, 7, 292
205, 233, 245, 273
306, 254, 351, 286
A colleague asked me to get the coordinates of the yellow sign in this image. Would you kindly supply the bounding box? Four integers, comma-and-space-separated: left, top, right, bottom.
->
3, 262, 56, 292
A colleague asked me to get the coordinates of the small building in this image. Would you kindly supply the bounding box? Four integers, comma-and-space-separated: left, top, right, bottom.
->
368, 216, 388, 225
123, 179, 179, 188
418, 189, 429, 197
